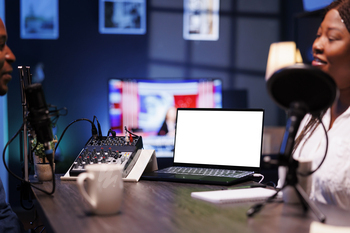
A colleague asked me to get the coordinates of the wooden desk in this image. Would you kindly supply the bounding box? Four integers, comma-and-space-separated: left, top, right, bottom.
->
32, 175, 350, 233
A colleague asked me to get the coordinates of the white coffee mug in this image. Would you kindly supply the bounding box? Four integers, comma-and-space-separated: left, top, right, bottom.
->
77, 164, 124, 215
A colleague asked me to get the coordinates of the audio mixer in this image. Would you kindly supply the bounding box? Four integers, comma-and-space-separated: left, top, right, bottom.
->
69, 135, 143, 178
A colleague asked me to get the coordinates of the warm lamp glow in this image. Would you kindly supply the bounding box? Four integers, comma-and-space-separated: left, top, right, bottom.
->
265, 41, 303, 80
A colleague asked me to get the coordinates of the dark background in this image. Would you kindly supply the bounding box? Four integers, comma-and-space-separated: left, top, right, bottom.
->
2, 0, 325, 207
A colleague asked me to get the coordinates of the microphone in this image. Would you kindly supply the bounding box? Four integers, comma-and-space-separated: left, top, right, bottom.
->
267, 63, 338, 164
267, 63, 338, 115
25, 83, 54, 164
246, 64, 333, 221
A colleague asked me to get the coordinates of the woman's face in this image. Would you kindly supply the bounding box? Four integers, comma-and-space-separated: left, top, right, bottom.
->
312, 9, 350, 90
0, 19, 16, 96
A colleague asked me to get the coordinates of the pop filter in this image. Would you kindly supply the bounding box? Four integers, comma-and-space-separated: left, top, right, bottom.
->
267, 63, 338, 115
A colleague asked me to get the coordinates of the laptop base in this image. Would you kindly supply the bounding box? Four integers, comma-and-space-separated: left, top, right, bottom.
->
141, 172, 254, 186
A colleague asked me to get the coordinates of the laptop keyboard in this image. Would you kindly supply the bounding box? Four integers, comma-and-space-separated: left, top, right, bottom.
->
158, 166, 253, 178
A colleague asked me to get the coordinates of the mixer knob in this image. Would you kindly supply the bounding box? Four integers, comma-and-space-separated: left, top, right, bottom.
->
114, 151, 120, 159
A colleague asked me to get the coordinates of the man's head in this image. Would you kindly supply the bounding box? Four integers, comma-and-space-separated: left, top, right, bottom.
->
0, 18, 16, 96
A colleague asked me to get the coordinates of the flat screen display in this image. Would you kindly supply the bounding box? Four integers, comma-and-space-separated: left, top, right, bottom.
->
174, 109, 264, 168
108, 78, 222, 157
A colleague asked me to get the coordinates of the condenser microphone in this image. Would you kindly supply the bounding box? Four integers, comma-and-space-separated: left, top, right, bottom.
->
25, 83, 53, 159
25, 83, 56, 194
267, 63, 338, 115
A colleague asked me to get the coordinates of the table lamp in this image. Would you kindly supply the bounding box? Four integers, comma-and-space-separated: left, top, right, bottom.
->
265, 41, 303, 80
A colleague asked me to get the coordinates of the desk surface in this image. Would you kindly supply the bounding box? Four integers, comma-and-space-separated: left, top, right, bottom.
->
32, 175, 350, 233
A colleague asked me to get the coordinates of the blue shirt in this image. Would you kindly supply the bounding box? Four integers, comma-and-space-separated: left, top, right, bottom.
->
0, 177, 24, 232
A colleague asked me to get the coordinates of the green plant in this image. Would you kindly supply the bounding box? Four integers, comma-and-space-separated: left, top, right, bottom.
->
32, 137, 57, 163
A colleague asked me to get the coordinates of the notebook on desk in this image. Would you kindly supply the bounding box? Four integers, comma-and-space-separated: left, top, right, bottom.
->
141, 108, 264, 185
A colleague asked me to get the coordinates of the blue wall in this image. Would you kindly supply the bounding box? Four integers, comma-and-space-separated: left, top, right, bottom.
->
6, 0, 148, 170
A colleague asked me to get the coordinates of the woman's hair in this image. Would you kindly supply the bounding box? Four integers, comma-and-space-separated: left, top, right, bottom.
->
325, 0, 350, 33
293, 0, 350, 153
293, 113, 325, 155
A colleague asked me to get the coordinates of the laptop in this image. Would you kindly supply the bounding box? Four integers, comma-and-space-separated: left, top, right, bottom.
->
141, 108, 264, 185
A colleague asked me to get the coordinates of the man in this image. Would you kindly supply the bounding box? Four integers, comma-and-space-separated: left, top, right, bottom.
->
0, 18, 15, 95
0, 17, 26, 232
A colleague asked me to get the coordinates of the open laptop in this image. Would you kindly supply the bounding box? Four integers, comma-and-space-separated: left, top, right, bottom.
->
141, 108, 264, 185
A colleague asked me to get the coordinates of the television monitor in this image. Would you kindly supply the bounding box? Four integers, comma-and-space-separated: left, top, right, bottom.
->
108, 78, 222, 157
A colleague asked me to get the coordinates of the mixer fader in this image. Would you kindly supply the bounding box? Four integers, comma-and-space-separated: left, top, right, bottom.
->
69, 135, 143, 177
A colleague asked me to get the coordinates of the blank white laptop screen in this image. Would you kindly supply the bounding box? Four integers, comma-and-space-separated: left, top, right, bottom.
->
173, 109, 264, 168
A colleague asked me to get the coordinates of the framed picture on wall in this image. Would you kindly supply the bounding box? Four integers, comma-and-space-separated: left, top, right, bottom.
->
99, 0, 146, 35
20, 0, 59, 39
183, 0, 220, 41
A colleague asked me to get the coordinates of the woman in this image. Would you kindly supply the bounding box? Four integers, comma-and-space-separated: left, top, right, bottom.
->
293, 0, 350, 209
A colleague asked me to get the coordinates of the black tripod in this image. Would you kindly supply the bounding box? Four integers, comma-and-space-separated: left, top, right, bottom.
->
247, 102, 326, 223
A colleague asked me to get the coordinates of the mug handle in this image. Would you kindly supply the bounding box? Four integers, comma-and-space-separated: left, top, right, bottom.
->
77, 173, 96, 209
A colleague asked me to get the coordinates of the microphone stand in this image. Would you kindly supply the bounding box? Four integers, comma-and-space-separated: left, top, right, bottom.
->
18, 66, 32, 182
247, 102, 326, 222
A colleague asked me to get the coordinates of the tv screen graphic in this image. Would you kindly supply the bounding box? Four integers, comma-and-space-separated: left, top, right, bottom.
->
108, 78, 222, 157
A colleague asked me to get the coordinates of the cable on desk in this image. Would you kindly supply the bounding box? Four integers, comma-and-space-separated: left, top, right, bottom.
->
55, 118, 98, 151
2, 116, 102, 199
3, 117, 99, 196
125, 126, 141, 138
265, 181, 276, 188
107, 128, 116, 138
93, 115, 102, 139
253, 173, 264, 183
2, 123, 55, 195
246, 188, 282, 217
